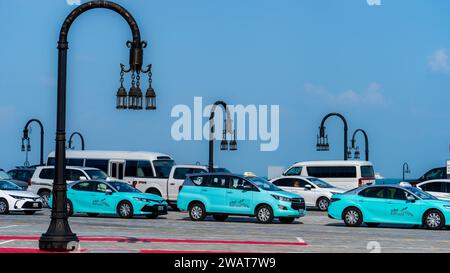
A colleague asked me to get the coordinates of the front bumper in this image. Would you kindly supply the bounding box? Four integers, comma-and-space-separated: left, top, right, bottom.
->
12, 199, 43, 211
273, 199, 307, 218
139, 204, 168, 215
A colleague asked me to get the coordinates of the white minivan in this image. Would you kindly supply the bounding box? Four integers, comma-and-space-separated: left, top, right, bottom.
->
282, 160, 376, 189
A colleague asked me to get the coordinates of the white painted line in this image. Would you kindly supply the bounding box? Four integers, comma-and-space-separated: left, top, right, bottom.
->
0, 225, 26, 229
0, 240, 15, 245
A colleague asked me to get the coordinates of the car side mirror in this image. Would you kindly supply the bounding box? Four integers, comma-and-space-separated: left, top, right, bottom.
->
105, 189, 113, 195
406, 195, 415, 203
304, 185, 312, 191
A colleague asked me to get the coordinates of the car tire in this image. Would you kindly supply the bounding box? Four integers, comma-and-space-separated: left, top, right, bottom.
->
117, 201, 134, 219
24, 211, 36, 215
67, 200, 74, 217
316, 197, 330, 211
256, 205, 274, 224
38, 190, 51, 208
279, 217, 295, 224
213, 214, 228, 221
343, 207, 363, 227
188, 202, 207, 221
423, 209, 445, 230
145, 214, 159, 219
0, 199, 9, 215
87, 213, 99, 217
366, 223, 380, 228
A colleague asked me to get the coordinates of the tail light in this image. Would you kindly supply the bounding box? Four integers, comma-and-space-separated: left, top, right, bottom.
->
359, 178, 375, 187
27, 179, 32, 186
179, 185, 183, 192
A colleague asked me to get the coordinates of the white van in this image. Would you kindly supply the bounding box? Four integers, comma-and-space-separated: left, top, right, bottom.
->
47, 150, 176, 196
283, 160, 376, 189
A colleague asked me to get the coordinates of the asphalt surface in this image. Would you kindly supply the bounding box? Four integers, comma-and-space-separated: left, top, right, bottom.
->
0, 209, 449, 253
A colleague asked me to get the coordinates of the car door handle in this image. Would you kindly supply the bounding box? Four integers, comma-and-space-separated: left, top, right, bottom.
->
169, 183, 176, 186
201, 189, 208, 192
226, 191, 233, 194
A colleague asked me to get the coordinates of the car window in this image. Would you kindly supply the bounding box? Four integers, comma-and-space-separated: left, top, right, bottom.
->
361, 166, 375, 178
190, 175, 208, 186
272, 178, 293, 187
174, 168, 207, 180
284, 167, 302, 176
85, 159, 109, 173
385, 188, 408, 200
0, 180, 22, 191
95, 183, 111, 193
446, 183, 450, 193
422, 168, 446, 180
229, 177, 254, 190
292, 179, 309, 188
72, 182, 93, 191
307, 166, 357, 178
360, 187, 385, 198
67, 169, 84, 181
208, 176, 229, 188
39, 169, 55, 180
421, 182, 445, 193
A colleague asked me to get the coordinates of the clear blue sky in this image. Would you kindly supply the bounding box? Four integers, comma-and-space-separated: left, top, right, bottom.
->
1, 0, 450, 178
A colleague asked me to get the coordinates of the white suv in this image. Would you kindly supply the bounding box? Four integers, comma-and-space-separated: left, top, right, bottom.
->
28, 166, 109, 207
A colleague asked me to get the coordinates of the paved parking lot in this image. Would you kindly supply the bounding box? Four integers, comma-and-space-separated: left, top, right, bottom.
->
0, 209, 449, 253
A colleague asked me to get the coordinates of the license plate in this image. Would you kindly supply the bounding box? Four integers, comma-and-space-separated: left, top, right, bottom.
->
33, 203, 39, 208
158, 206, 165, 211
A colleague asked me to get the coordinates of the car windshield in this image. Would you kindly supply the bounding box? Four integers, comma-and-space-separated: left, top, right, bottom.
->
153, 160, 175, 178
308, 177, 334, 188
0, 180, 22, 191
108, 181, 141, 193
0, 171, 12, 180
85, 170, 108, 180
406, 187, 437, 200
248, 177, 282, 191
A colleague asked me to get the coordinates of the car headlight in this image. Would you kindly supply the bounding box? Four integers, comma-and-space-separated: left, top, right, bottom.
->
133, 197, 158, 203
9, 195, 26, 200
271, 195, 291, 202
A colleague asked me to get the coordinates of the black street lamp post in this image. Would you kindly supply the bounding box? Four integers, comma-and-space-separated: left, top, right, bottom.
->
208, 101, 237, 173
68, 132, 85, 150
316, 113, 349, 160
22, 119, 45, 166
403, 162, 411, 181
350, 129, 369, 161
39, 1, 155, 252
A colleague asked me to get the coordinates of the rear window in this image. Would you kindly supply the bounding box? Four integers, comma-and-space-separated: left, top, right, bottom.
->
361, 166, 375, 178
174, 168, 207, 180
284, 167, 302, 176
188, 175, 208, 186
307, 166, 357, 178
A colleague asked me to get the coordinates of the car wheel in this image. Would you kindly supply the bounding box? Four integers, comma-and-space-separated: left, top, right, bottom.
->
256, 205, 274, 224
117, 201, 134, 219
317, 197, 330, 211
188, 202, 206, 221
279, 217, 295, 224
343, 207, 363, 227
213, 214, 228, 221
87, 213, 99, 217
24, 211, 36, 215
145, 214, 159, 219
67, 200, 74, 217
38, 191, 51, 208
423, 210, 445, 230
366, 223, 380, 228
0, 199, 9, 215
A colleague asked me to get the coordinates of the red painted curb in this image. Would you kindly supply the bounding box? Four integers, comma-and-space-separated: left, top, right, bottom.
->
0, 235, 307, 246
0, 248, 86, 253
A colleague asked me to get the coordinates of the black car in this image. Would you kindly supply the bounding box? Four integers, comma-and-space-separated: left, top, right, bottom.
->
0, 169, 29, 190
408, 167, 447, 186
7, 167, 36, 184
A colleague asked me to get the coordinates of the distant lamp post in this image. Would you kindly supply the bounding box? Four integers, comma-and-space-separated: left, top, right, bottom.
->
316, 113, 349, 160
208, 101, 237, 172
68, 132, 85, 150
350, 129, 369, 161
403, 162, 411, 181
22, 119, 45, 166
40, 1, 155, 252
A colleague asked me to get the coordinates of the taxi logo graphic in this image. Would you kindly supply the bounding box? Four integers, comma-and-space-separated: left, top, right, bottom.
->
66, 0, 81, 5
367, 0, 381, 6
390, 207, 413, 217
229, 199, 250, 208
92, 198, 110, 207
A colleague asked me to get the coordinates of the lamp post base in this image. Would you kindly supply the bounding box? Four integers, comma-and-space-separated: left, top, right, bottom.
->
39, 233, 79, 252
